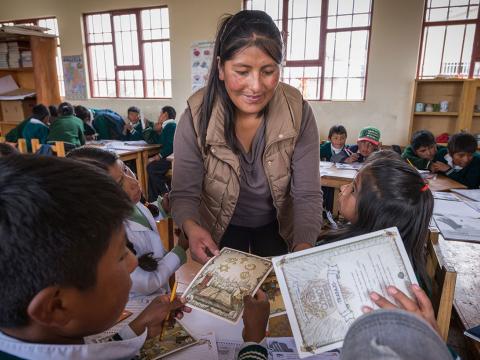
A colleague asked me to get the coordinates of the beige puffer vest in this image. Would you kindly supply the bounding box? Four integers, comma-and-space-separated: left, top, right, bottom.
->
187, 82, 303, 249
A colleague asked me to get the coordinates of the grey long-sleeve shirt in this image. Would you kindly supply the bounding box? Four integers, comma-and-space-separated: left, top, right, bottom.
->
171, 101, 323, 247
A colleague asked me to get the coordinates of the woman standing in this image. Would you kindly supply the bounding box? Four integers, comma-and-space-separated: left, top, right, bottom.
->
171, 10, 322, 263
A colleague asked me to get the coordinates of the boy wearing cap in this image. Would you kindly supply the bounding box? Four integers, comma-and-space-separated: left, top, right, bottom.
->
341, 126, 381, 163
123, 106, 154, 141
21, 104, 50, 152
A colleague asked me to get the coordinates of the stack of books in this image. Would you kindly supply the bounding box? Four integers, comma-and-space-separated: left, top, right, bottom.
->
21, 50, 32, 67
0, 43, 8, 69
8, 42, 20, 68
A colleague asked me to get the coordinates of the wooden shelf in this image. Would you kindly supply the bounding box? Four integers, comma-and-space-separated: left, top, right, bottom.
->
414, 112, 458, 116
0, 67, 33, 72
417, 78, 466, 83
473, 112, 480, 117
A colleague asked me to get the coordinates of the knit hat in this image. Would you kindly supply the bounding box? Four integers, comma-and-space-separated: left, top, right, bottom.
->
127, 106, 140, 114
358, 126, 381, 146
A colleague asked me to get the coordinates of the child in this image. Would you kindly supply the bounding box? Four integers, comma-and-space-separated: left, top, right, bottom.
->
431, 132, 480, 189
74, 105, 97, 141
0, 155, 188, 359
67, 146, 187, 296
320, 125, 348, 162
22, 104, 50, 152
318, 158, 433, 286
47, 102, 85, 149
123, 106, 153, 141
343, 126, 381, 163
402, 130, 442, 170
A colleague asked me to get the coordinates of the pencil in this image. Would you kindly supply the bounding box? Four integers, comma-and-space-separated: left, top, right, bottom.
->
159, 281, 178, 340
406, 158, 414, 168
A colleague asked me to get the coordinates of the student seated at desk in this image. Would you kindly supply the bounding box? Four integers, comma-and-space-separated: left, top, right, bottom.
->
320, 125, 348, 162
74, 105, 97, 141
67, 147, 187, 296
123, 106, 153, 141
432, 132, 480, 189
92, 108, 126, 140
22, 104, 50, 152
342, 126, 381, 163
0, 155, 189, 360
402, 130, 444, 170
47, 102, 85, 150
146, 106, 177, 202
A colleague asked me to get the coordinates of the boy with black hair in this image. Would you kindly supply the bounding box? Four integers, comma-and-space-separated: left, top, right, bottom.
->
320, 125, 348, 162
146, 105, 177, 201
432, 132, 480, 189
401, 130, 443, 170
21, 104, 50, 152
123, 106, 154, 141
0, 156, 188, 359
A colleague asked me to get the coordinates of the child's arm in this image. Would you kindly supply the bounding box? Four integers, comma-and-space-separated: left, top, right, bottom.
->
237, 290, 270, 360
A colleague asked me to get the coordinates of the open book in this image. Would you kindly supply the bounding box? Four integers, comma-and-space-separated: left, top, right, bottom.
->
272, 227, 417, 358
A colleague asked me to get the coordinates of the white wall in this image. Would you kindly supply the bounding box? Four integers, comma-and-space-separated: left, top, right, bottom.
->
0, 0, 424, 144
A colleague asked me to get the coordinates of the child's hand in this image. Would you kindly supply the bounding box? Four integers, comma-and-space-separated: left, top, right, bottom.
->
362, 284, 440, 335
242, 289, 270, 343
344, 153, 359, 163
430, 161, 450, 173
129, 295, 191, 338
161, 192, 171, 213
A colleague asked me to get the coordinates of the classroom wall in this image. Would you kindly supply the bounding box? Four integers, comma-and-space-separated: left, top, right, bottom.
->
0, 0, 424, 145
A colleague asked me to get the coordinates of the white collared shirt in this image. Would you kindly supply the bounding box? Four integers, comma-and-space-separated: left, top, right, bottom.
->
331, 144, 344, 155
444, 153, 463, 171
0, 328, 147, 360
29, 118, 48, 127
162, 119, 176, 129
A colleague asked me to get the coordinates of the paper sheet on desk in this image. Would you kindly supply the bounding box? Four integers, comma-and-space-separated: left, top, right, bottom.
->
267, 338, 340, 360
164, 332, 218, 360
433, 214, 480, 243
451, 189, 480, 202
433, 199, 480, 218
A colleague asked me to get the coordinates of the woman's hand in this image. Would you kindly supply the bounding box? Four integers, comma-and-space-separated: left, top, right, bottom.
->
363, 284, 440, 335
183, 219, 219, 264
292, 242, 312, 252
242, 289, 270, 343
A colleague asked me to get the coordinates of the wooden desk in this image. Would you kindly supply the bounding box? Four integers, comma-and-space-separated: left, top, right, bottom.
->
432, 234, 480, 356
321, 163, 467, 216
0, 121, 20, 136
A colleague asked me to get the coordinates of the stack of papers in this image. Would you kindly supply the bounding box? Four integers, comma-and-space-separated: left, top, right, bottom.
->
335, 163, 362, 170
8, 42, 20, 68
21, 50, 32, 67
0, 43, 8, 69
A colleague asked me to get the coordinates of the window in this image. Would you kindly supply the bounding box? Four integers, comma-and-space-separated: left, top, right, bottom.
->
419, 0, 480, 78
0, 17, 65, 97
84, 7, 171, 98
244, 0, 373, 100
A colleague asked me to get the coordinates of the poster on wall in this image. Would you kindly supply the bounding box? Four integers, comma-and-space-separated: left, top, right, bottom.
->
191, 41, 214, 92
62, 55, 87, 100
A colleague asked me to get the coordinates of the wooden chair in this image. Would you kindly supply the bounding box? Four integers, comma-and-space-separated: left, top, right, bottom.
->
156, 217, 176, 288
32, 140, 65, 157
426, 228, 457, 341
17, 138, 28, 153
0, 136, 5, 143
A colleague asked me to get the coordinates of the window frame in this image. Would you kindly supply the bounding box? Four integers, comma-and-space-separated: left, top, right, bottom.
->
418, 0, 480, 79
244, 0, 374, 101
83, 5, 172, 99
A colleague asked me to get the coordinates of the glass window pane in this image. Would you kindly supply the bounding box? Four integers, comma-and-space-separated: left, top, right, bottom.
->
429, 7, 449, 21
304, 17, 320, 59
420, 26, 446, 77
290, 0, 308, 18
337, 0, 354, 15
113, 14, 139, 66
448, 5, 469, 20
354, 0, 372, 13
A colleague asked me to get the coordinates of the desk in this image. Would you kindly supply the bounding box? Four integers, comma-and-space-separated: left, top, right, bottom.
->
86, 142, 160, 199
321, 164, 467, 216
433, 234, 480, 356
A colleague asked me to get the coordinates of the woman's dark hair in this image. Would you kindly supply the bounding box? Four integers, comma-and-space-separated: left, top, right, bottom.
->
199, 10, 282, 153
74, 105, 91, 122
448, 132, 477, 155
411, 130, 435, 150
328, 125, 347, 139
67, 146, 159, 273
58, 102, 74, 116
318, 158, 433, 286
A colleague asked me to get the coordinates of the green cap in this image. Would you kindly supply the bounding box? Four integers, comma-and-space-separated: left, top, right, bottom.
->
358, 126, 381, 146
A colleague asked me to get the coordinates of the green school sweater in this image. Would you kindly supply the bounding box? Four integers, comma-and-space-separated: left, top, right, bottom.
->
22, 119, 49, 152
436, 147, 480, 189
47, 115, 85, 147
320, 141, 333, 161
125, 120, 154, 141
401, 145, 446, 170
145, 121, 176, 158
4, 117, 30, 142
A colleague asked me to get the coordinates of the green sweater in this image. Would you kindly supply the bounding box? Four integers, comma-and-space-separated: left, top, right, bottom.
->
145, 121, 176, 158
22, 119, 49, 152
436, 147, 480, 189
47, 115, 85, 147
401, 145, 446, 170
320, 141, 333, 161
125, 120, 154, 141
